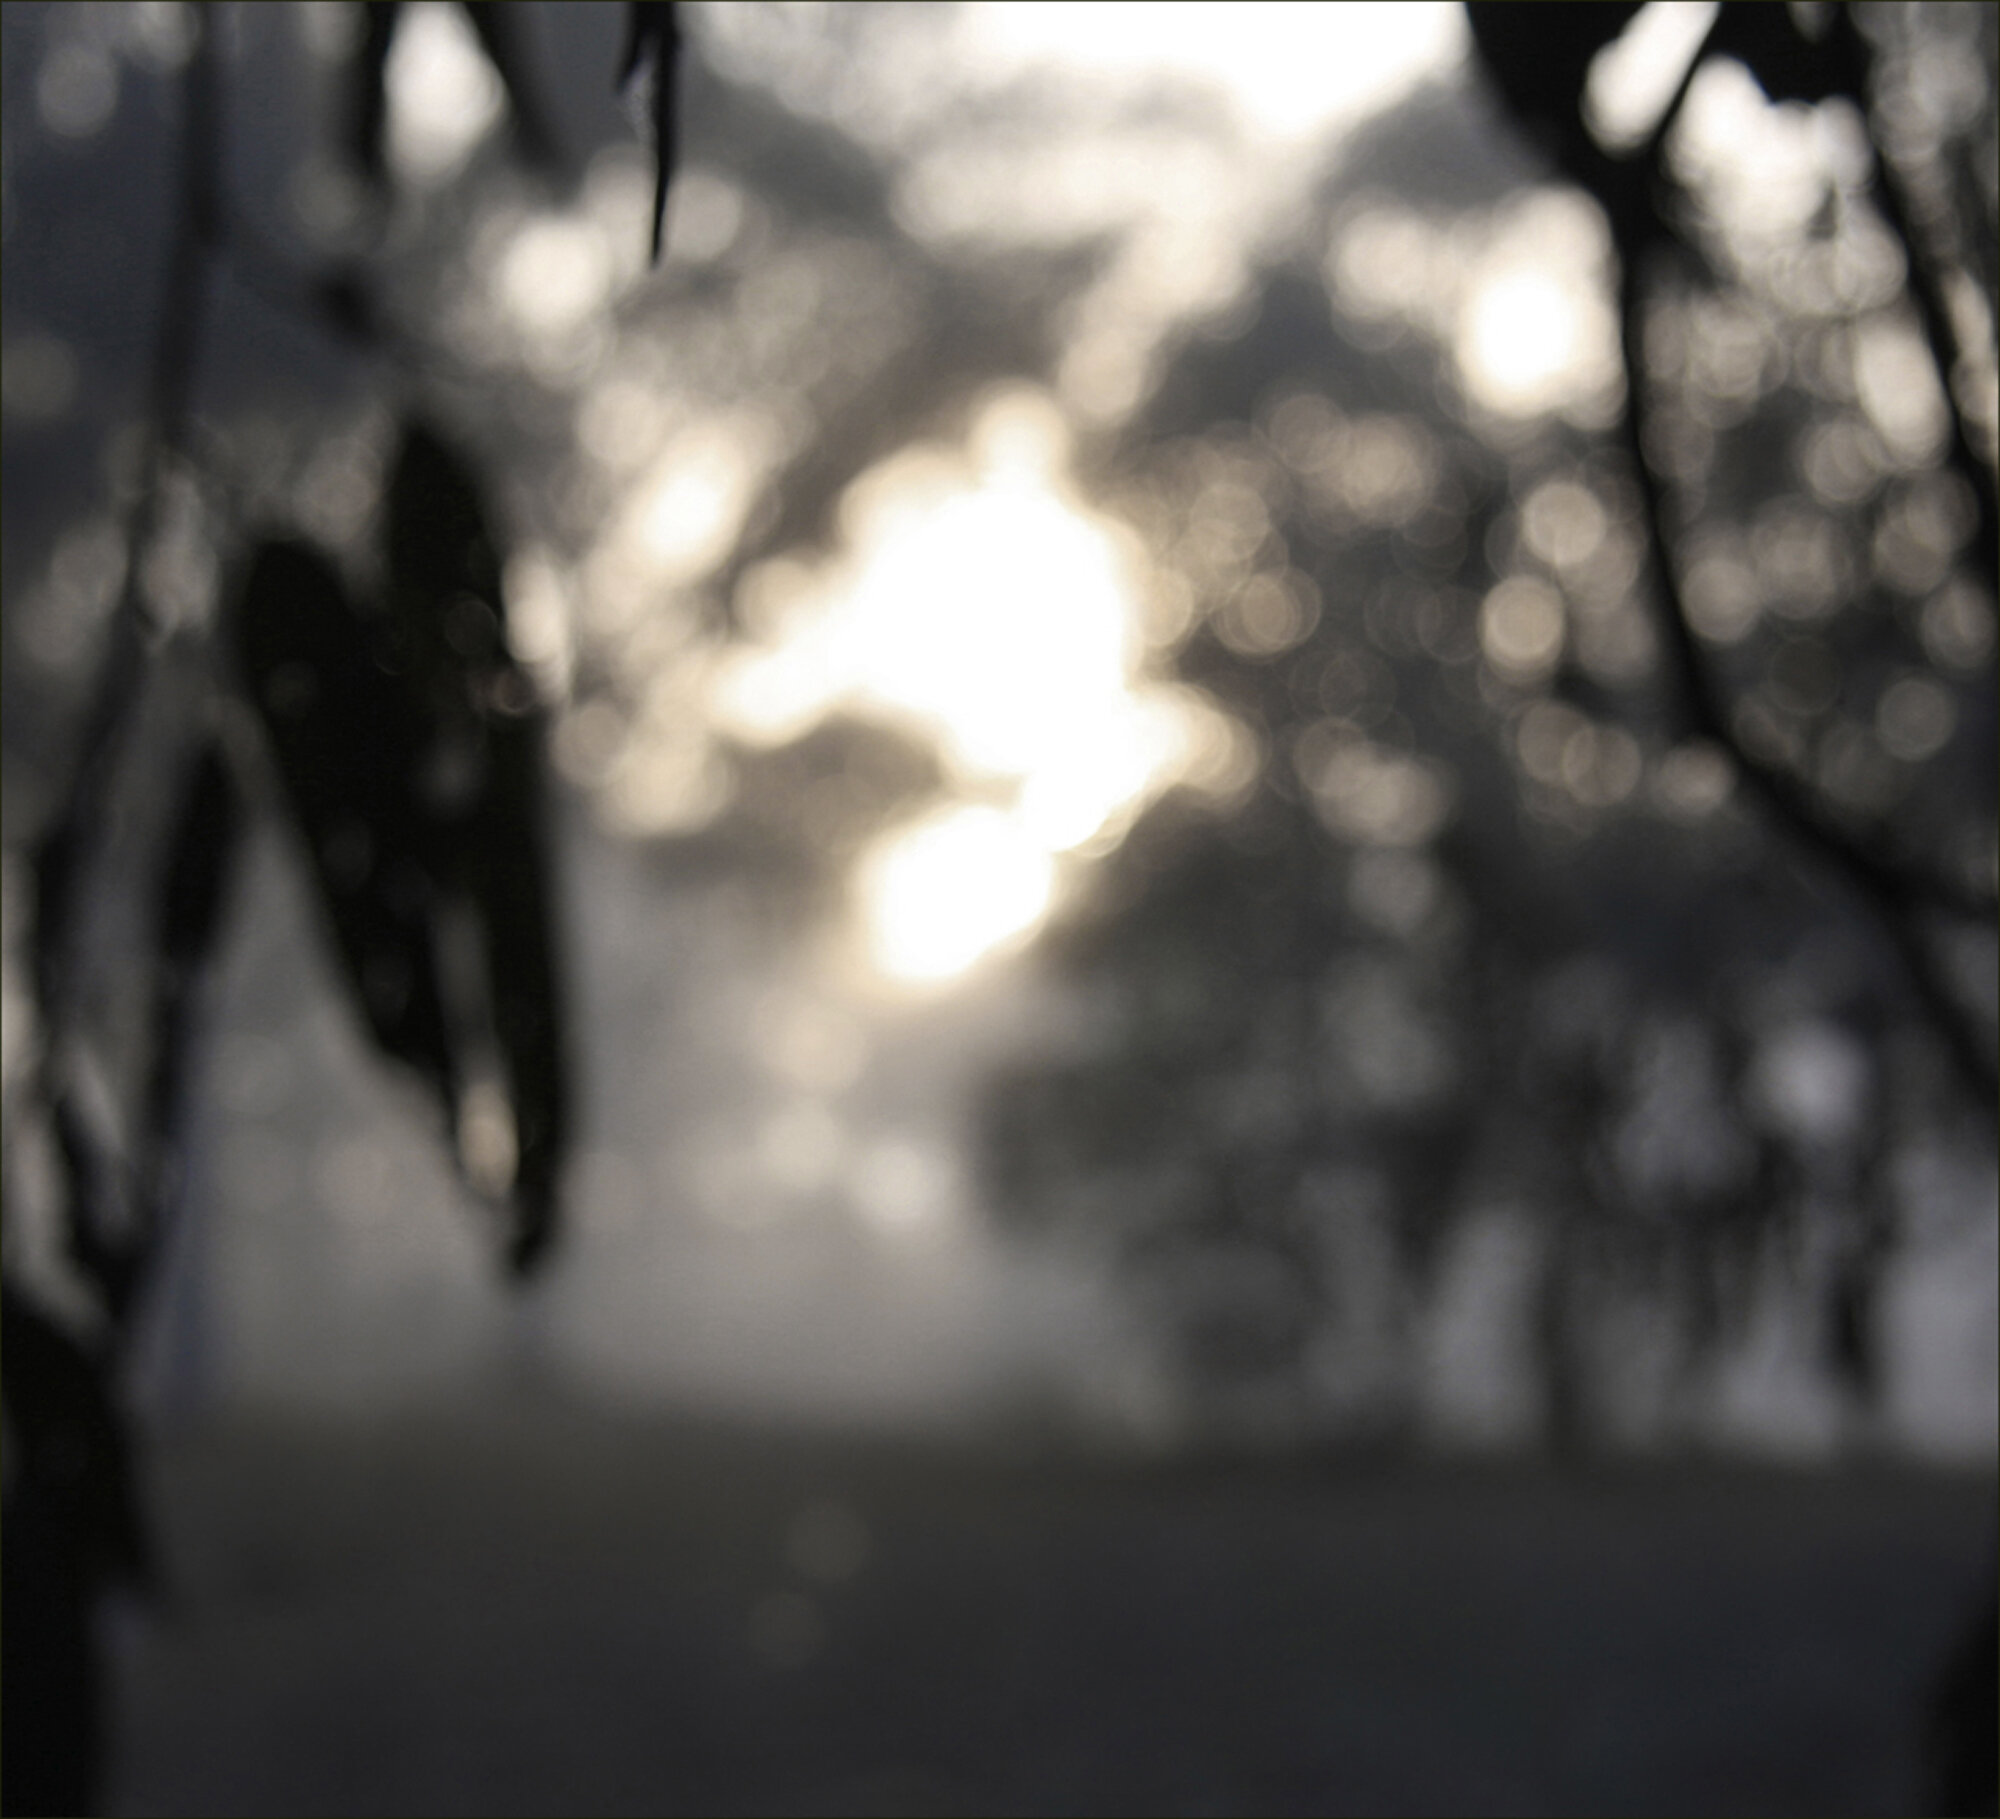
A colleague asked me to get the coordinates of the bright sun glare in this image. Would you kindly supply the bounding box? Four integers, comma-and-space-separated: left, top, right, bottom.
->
1465, 269, 1585, 409
716, 389, 1218, 986
556, 6, 1493, 988
858, 806, 1056, 984
960, 2, 1466, 141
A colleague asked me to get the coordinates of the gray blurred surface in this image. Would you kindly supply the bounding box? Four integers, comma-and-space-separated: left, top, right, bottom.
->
108, 1409, 1992, 1817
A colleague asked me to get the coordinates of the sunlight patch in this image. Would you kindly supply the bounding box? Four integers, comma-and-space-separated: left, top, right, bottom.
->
386, 3, 503, 186
859, 806, 1054, 984
713, 387, 1230, 983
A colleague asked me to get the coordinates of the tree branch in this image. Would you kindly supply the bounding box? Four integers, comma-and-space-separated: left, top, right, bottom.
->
24, 8, 222, 1323
1614, 239, 1998, 1104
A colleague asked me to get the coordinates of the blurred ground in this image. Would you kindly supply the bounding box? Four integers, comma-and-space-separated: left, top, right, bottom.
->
108, 1407, 1991, 1817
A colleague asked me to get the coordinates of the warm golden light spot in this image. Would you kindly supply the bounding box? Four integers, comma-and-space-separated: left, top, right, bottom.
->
1297, 724, 1455, 848
1682, 539, 1760, 643
1479, 577, 1566, 682
1516, 700, 1589, 787
626, 415, 787, 586
860, 806, 1055, 984
1561, 721, 1643, 808
1464, 271, 1587, 413
1920, 581, 1997, 671
1653, 740, 1736, 820
498, 218, 616, 342
456, 1078, 518, 1200
1876, 675, 1956, 762
1853, 317, 1951, 463
1456, 197, 1621, 421
757, 1101, 846, 1197
666, 169, 750, 264
850, 1137, 957, 1233
1583, 2, 1718, 154
1672, 57, 1847, 253
1273, 399, 1440, 529
385, 2, 502, 186
502, 549, 575, 694
962, 3, 1466, 142
712, 386, 1236, 983
1327, 210, 1445, 330
1521, 481, 1608, 573
1215, 571, 1321, 658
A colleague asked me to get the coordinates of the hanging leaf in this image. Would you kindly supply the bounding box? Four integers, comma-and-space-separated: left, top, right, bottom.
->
1464, 2, 1644, 142
459, 2, 564, 177
52, 1088, 133, 1328
0, 1282, 152, 1592
464, 710, 569, 1275
1706, 2, 1863, 110
381, 419, 571, 1274
383, 417, 508, 686
153, 736, 241, 982
133, 735, 246, 1270
232, 423, 570, 1276
230, 536, 457, 1114
619, 2, 681, 263
346, 1, 567, 200
345, 1, 402, 190
1, 1278, 150, 1816
1825, 1259, 1878, 1400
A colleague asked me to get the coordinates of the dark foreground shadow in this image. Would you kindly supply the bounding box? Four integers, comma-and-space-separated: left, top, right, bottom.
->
106, 1409, 1993, 1818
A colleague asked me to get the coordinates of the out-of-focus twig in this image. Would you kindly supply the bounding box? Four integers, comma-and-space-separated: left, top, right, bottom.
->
1827, 6, 1999, 578
1604, 50, 2000, 1105
25, 6, 221, 1326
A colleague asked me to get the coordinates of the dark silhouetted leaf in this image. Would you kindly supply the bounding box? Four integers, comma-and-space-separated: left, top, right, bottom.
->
1708, 2, 1862, 110
1467, 2, 1690, 271
230, 536, 457, 1112
1825, 1249, 1883, 1400
0, 1281, 151, 1591
1927, 1592, 2000, 1819
53, 1086, 136, 1326
346, 1, 402, 189
153, 737, 241, 978
1, 1281, 146, 1816
234, 432, 569, 1275
465, 710, 569, 1276
381, 419, 571, 1274
620, 2, 680, 262
460, 1, 564, 177
384, 418, 508, 681
1464, 2, 1643, 142
134, 735, 246, 1281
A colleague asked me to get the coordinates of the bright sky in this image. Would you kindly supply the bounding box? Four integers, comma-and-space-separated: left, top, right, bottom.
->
955, 2, 1469, 142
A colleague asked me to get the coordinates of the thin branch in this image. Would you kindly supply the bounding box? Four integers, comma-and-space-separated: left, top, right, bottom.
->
24, 8, 222, 1320
1615, 247, 1998, 1104
1829, 4, 2000, 581
1540, 14, 2000, 1107
33, 14, 218, 1008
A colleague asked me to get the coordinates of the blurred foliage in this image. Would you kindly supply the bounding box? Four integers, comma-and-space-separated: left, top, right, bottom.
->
960, 2, 1998, 1441
0, 3, 1994, 1808
0, 0, 1991, 1593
